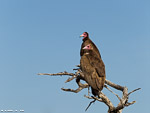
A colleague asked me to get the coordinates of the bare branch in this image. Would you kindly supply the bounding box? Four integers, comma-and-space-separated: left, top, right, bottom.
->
105, 80, 124, 91
65, 76, 76, 83
85, 99, 96, 111
104, 85, 122, 103
62, 75, 89, 93
84, 95, 103, 102
38, 68, 141, 113
98, 92, 114, 111
61, 87, 84, 93
128, 88, 141, 96
114, 87, 128, 112
38, 71, 75, 76
125, 101, 136, 106
61, 83, 88, 93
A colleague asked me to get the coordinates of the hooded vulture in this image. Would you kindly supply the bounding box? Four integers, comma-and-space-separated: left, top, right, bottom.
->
80, 32, 101, 58
80, 33, 106, 96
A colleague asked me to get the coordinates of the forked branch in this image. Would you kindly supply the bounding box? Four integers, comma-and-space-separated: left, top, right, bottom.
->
38, 68, 141, 113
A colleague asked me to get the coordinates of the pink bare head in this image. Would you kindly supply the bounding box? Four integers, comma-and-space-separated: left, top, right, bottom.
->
83, 44, 92, 50
80, 32, 89, 39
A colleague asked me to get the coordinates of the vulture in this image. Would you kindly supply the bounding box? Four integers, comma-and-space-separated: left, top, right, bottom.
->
80, 33, 106, 96
80, 32, 101, 58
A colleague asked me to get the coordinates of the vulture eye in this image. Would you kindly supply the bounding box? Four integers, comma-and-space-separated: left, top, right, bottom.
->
87, 45, 91, 49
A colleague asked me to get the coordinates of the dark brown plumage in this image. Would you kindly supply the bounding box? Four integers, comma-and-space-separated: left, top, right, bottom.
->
80, 34, 106, 96
80, 32, 101, 58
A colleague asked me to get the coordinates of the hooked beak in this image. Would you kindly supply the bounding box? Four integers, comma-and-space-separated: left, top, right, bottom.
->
80, 34, 84, 37
82, 46, 88, 50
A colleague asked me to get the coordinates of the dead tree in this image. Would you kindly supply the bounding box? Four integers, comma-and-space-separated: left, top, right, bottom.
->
38, 66, 140, 113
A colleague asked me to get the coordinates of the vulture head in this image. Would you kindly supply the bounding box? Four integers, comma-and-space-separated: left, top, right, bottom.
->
80, 32, 89, 40
83, 44, 93, 50
82, 44, 94, 55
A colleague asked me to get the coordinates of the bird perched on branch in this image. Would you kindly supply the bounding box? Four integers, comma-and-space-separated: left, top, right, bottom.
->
80, 32, 106, 96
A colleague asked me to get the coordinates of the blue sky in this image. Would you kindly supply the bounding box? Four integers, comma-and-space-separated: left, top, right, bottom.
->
0, 0, 149, 113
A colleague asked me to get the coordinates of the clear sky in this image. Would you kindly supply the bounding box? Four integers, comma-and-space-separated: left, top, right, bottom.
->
0, 0, 149, 113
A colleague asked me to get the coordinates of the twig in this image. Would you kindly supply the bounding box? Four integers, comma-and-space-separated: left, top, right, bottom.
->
85, 99, 96, 111
128, 88, 141, 96
62, 75, 89, 93
114, 87, 128, 112
104, 85, 122, 103
84, 95, 103, 102
61, 87, 84, 93
38, 71, 75, 76
65, 76, 76, 83
125, 101, 136, 106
